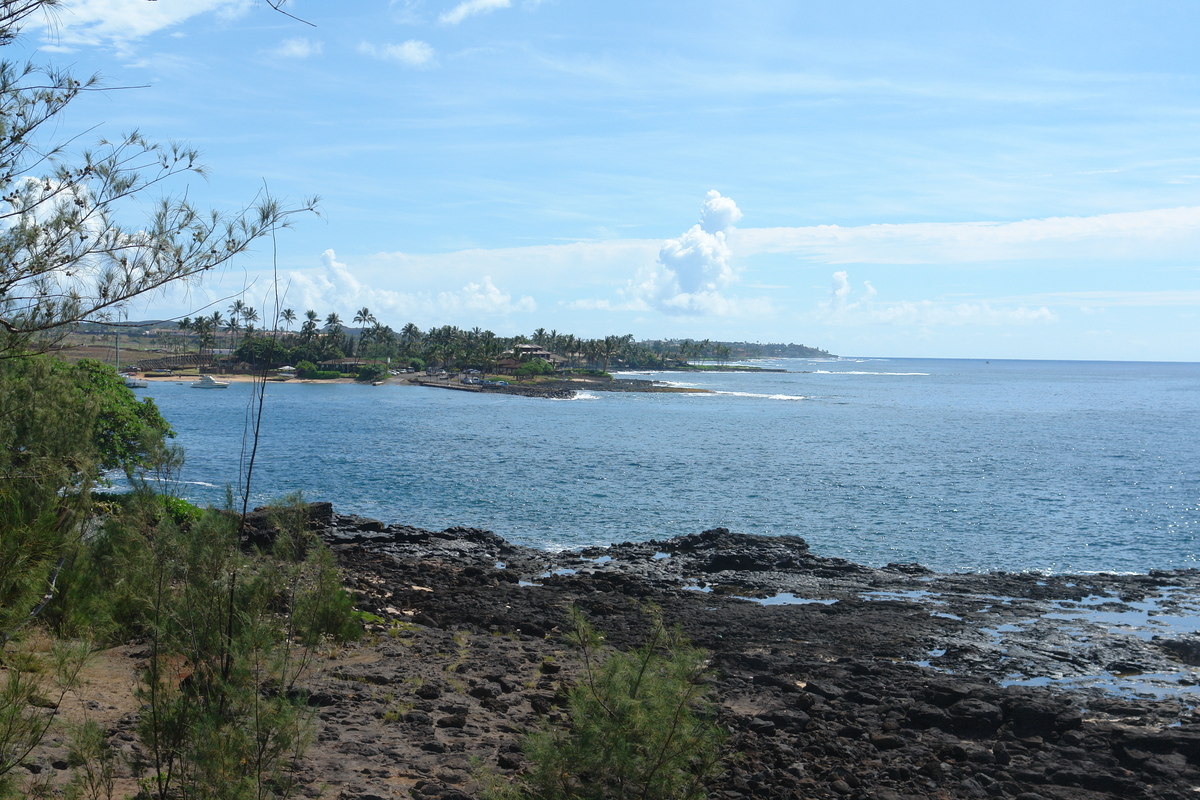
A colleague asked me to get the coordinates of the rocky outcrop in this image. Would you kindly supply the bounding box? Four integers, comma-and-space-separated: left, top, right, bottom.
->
267, 508, 1200, 798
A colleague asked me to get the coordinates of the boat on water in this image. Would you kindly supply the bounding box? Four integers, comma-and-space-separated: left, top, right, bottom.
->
124, 376, 148, 389
191, 375, 230, 389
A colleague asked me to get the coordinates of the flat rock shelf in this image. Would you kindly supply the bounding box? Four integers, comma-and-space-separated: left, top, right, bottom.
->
302, 506, 1200, 800
39, 505, 1200, 800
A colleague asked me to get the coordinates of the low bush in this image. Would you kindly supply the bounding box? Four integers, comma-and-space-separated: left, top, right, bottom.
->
355, 364, 387, 382
158, 495, 204, 528
489, 606, 725, 800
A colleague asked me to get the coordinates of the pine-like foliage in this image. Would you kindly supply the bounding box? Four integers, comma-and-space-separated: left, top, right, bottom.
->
512, 607, 725, 800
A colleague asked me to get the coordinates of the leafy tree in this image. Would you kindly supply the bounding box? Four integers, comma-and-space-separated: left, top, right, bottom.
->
0, 356, 173, 646
235, 335, 287, 369
355, 363, 386, 382
515, 357, 554, 377
0, 4, 316, 358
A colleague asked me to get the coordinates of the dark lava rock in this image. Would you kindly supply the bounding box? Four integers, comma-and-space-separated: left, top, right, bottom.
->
276, 515, 1200, 800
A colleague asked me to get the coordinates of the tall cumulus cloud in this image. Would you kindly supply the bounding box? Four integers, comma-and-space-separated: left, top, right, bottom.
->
630, 190, 749, 316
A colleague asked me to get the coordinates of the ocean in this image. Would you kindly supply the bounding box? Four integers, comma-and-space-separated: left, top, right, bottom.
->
135, 358, 1200, 575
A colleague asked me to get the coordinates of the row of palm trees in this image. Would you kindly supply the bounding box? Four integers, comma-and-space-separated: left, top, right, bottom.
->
174, 303, 736, 371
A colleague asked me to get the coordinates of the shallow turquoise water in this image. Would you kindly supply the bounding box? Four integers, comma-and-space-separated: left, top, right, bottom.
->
135, 357, 1200, 574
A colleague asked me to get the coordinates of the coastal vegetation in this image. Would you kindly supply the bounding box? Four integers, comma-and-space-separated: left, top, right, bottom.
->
57, 315, 832, 377
489, 606, 724, 800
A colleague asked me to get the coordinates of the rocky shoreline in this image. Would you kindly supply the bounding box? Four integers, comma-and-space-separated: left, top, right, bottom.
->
254, 506, 1200, 800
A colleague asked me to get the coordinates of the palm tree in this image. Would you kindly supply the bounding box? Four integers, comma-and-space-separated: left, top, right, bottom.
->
206, 312, 223, 359
193, 317, 215, 362
279, 308, 296, 333
600, 334, 629, 373
563, 334, 579, 368
225, 316, 241, 353
353, 307, 375, 363
300, 310, 319, 344
399, 322, 421, 360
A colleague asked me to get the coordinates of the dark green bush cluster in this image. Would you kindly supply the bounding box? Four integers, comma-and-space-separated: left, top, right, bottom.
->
295, 360, 342, 379
355, 364, 387, 382
514, 357, 555, 377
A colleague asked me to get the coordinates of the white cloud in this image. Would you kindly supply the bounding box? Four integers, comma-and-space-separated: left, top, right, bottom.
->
364, 240, 660, 290
818, 271, 1057, 326
358, 40, 436, 67
626, 190, 766, 317
699, 188, 743, 233
284, 249, 533, 321
36, 0, 254, 51
440, 0, 511, 25
270, 37, 323, 59
734, 206, 1200, 265
438, 276, 536, 314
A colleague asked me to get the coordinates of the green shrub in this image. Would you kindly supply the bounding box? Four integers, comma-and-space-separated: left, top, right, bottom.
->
158, 495, 204, 529
294, 360, 317, 378
355, 364, 387, 382
494, 606, 725, 800
515, 358, 555, 378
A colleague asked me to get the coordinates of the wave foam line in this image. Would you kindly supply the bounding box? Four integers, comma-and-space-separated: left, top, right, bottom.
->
139, 477, 219, 488
812, 370, 929, 376
711, 390, 808, 401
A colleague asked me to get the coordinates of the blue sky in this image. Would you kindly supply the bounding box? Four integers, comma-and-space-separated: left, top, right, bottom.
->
20, 0, 1200, 360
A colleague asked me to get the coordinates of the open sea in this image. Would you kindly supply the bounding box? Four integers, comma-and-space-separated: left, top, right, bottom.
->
134, 358, 1200, 575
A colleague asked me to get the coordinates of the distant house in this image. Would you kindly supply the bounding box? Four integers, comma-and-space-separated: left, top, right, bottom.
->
319, 358, 363, 374
495, 358, 522, 375
505, 344, 567, 370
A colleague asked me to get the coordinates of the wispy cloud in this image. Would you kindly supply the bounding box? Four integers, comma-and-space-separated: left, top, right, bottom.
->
819, 271, 1057, 327
440, 0, 511, 25
998, 290, 1200, 308
36, 0, 254, 52
269, 37, 323, 59
735, 207, 1200, 265
358, 40, 437, 67
284, 250, 533, 320
438, 276, 535, 314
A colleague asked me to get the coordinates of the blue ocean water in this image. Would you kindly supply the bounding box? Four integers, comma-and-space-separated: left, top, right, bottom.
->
136, 358, 1200, 575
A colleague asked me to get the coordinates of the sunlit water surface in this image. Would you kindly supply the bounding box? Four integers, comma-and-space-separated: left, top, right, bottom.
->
135, 358, 1200, 574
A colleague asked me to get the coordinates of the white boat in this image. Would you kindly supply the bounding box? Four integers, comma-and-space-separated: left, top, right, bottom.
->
124, 376, 148, 388
191, 375, 230, 389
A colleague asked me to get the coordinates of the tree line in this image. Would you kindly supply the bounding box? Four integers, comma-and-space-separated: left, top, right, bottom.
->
172, 308, 828, 373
